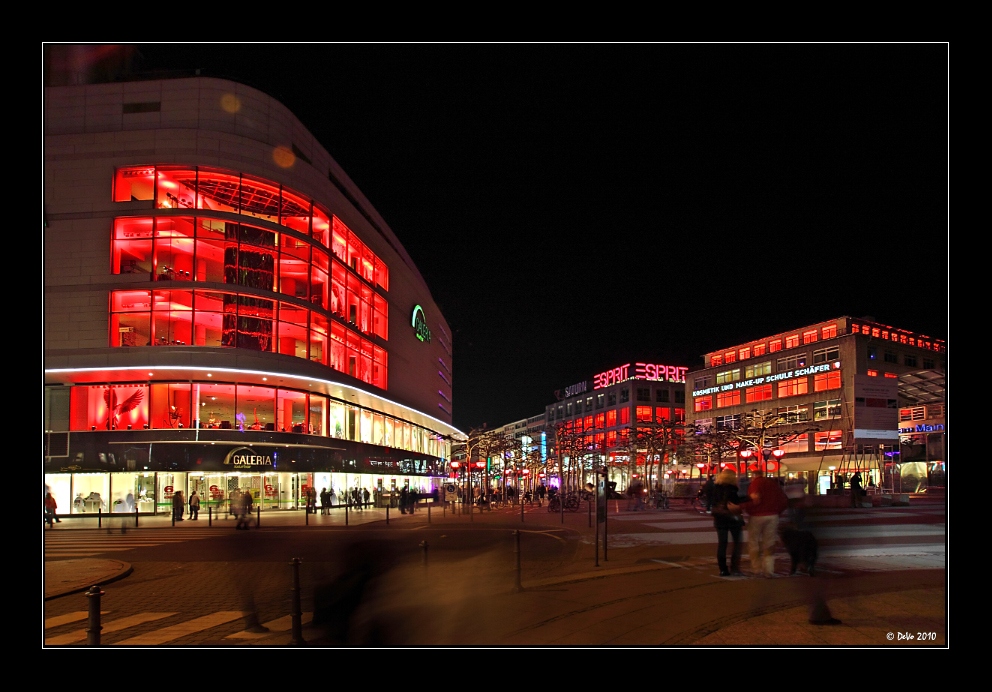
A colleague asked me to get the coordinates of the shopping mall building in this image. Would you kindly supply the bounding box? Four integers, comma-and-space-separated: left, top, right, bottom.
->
44, 53, 460, 516
686, 316, 946, 494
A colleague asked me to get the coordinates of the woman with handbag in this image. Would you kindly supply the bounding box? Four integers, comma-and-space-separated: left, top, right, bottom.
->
710, 468, 749, 577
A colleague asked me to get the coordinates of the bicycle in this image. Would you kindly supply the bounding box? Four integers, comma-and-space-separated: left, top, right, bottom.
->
547, 491, 581, 512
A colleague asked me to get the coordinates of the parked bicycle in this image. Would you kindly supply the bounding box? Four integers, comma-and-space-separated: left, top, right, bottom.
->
547, 491, 582, 512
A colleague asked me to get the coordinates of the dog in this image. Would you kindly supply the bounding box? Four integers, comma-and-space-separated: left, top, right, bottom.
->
779, 526, 818, 576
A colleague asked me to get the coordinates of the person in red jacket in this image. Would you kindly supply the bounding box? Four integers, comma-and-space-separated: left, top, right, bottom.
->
745, 469, 789, 577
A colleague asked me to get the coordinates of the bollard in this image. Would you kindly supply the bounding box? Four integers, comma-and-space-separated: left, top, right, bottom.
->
306, 505, 309, 526
172, 508, 175, 527
513, 530, 523, 592
420, 540, 429, 568
428, 503, 431, 524
209, 506, 212, 527
289, 558, 306, 646
521, 495, 525, 522
345, 502, 349, 526
86, 585, 104, 645
98, 508, 102, 529
135, 505, 139, 528
385, 505, 389, 525
256, 505, 260, 529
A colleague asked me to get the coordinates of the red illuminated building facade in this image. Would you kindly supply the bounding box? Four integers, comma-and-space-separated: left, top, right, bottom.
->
44, 52, 459, 515
544, 361, 690, 487
685, 316, 946, 494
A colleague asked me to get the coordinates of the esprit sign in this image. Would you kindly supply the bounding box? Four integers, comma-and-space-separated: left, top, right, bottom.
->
593, 362, 688, 389
223, 446, 273, 467
412, 305, 432, 343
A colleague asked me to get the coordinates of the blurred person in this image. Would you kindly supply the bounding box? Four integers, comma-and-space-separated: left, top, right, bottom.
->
189, 490, 200, 520
44, 491, 60, 526
701, 474, 716, 512
363, 487, 371, 508
320, 487, 330, 515
399, 486, 409, 514
710, 468, 747, 577
237, 489, 254, 529
537, 483, 546, 506
745, 469, 789, 577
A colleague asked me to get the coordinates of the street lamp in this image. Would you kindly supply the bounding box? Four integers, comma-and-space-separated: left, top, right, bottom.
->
763, 448, 786, 477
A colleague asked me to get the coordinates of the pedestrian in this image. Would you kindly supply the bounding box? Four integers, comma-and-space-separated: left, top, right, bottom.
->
189, 490, 200, 520
320, 487, 330, 515
850, 471, 864, 508
399, 486, 409, 514
745, 469, 789, 578
362, 487, 370, 509
172, 490, 184, 521
410, 486, 419, 513
237, 489, 254, 529
231, 488, 242, 520
710, 468, 748, 577
537, 483, 546, 506
701, 474, 716, 512
44, 491, 60, 526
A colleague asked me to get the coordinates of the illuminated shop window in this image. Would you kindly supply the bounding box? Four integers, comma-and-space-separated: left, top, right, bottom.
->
716, 369, 740, 385
636, 406, 653, 423
745, 384, 772, 403
777, 404, 809, 423
739, 347, 751, 360
769, 340, 782, 353
606, 410, 617, 427
716, 390, 741, 408
814, 430, 843, 451
674, 408, 685, 423
884, 372, 898, 379
753, 343, 766, 356
585, 415, 594, 430
867, 369, 878, 377
655, 407, 672, 422
620, 408, 630, 425
595, 413, 605, 428
803, 330, 818, 344
821, 325, 837, 339
724, 351, 736, 363
814, 399, 842, 421
777, 377, 809, 398
746, 361, 771, 378
607, 430, 617, 447
710, 354, 723, 366
114, 166, 155, 201
814, 371, 842, 391
785, 334, 800, 348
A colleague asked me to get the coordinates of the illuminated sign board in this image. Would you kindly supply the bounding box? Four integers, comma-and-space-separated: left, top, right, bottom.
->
692, 362, 841, 397
899, 423, 945, 434
223, 447, 273, 467
411, 305, 432, 343
593, 362, 688, 389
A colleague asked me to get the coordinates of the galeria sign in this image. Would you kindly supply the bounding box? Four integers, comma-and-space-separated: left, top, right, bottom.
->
412, 305, 432, 343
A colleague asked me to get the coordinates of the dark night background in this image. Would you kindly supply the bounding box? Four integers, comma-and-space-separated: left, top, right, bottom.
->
128, 43, 948, 433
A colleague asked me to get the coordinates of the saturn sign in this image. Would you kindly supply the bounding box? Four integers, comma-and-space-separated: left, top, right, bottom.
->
412, 304, 432, 343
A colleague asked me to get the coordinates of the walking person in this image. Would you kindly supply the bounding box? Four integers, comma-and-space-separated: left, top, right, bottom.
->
399, 486, 409, 514
745, 469, 789, 578
237, 489, 254, 529
189, 490, 200, 520
362, 487, 370, 509
320, 487, 330, 515
710, 468, 747, 577
44, 491, 61, 526
537, 483, 546, 507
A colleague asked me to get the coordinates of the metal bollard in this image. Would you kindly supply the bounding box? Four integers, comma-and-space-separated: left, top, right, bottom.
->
209, 506, 212, 527
345, 502, 349, 526
420, 540, 429, 567
256, 505, 260, 529
135, 505, 139, 528
86, 585, 104, 645
385, 505, 389, 525
305, 506, 309, 526
98, 508, 102, 529
513, 531, 523, 592
289, 558, 306, 646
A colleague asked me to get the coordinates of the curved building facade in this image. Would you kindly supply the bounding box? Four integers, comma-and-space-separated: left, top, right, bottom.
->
44, 72, 458, 516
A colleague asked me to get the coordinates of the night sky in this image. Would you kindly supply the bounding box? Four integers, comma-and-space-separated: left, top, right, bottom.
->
129, 43, 948, 433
